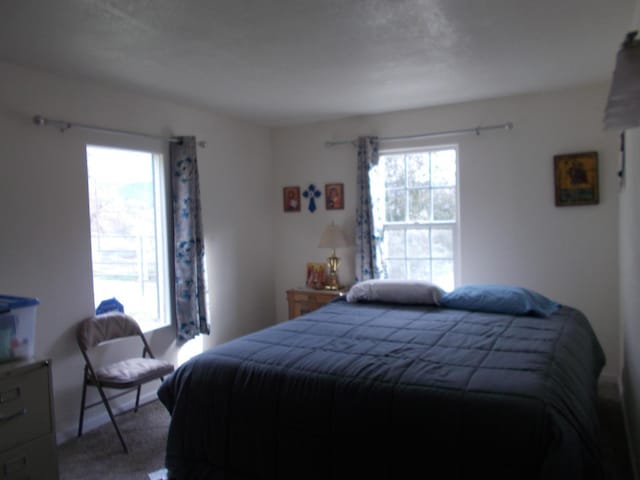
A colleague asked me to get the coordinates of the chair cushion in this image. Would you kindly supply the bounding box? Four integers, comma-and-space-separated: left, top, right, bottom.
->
93, 358, 174, 388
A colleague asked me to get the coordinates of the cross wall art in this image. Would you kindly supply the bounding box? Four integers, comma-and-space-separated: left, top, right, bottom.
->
282, 183, 345, 213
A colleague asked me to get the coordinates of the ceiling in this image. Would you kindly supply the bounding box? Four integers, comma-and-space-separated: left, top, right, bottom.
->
0, 0, 636, 127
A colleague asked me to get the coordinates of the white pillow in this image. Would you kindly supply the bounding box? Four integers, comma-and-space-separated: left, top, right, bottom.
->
346, 279, 444, 305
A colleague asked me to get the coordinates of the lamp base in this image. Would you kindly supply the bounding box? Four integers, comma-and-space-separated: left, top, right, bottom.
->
324, 253, 341, 290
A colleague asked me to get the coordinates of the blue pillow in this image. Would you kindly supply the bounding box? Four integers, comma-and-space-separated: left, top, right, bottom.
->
439, 284, 561, 317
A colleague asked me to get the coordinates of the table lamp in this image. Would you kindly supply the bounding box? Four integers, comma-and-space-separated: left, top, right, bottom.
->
318, 221, 348, 290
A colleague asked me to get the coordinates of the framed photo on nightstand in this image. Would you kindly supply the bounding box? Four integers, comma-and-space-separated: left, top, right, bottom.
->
305, 262, 326, 289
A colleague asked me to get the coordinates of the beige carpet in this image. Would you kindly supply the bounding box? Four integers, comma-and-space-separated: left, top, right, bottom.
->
57, 400, 170, 480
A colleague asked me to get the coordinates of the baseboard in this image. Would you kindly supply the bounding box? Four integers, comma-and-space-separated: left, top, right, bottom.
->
619, 382, 640, 480
598, 373, 620, 400
56, 390, 159, 445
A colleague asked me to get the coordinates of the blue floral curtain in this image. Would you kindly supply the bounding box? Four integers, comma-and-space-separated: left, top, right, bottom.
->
170, 136, 209, 340
355, 136, 384, 281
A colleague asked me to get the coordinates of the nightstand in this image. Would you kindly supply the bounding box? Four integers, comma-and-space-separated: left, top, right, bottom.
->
286, 287, 348, 320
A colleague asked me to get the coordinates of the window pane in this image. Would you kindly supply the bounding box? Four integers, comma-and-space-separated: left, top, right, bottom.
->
408, 189, 430, 221
376, 146, 457, 289
433, 188, 456, 221
432, 260, 454, 292
385, 229, 405, 258
383, 155, 405, 188
86, 145, 168, 331
406, 229, 429, 258
385, 189, 406, 222
407, 153, 429, 187
431, 229, 453, 258
386, 260, 406, 279
407, 259, 430, 280
431, 149, 456, 186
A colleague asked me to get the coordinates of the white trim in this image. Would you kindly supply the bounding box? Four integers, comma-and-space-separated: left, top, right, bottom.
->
597, 374, 640, 480
619, 381, 640, 480
598, 373, 619, 399
152, 151, 172, 330
379, 142, 459, 156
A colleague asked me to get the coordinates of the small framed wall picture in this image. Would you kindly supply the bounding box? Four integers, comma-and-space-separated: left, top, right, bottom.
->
325, 183, 344, 210
554, 151, 599, 206
283, 186, 301, 212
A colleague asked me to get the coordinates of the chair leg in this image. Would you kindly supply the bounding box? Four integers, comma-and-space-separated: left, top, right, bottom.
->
134, 385, 141, 412
96, 384, 129, 453
78, 379, 87, 437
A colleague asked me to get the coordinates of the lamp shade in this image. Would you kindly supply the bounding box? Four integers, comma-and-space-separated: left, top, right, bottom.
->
318, 222, 348, 249
604, 31, 640, 130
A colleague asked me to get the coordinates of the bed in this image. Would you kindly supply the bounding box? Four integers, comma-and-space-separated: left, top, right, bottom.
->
157, 283, 606, 480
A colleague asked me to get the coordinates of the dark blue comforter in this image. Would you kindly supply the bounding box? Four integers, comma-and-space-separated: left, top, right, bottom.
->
158, 298, 605, 479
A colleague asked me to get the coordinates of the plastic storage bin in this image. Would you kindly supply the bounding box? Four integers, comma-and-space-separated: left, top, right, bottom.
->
0, 295, 39, 363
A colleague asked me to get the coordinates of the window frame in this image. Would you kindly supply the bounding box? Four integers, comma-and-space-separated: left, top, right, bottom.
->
376, 143, 460, 289
85, 143, 172, 333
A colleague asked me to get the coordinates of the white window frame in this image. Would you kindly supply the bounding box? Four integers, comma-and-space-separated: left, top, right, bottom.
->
376, 144, 460, 290
86, 144, 172, 332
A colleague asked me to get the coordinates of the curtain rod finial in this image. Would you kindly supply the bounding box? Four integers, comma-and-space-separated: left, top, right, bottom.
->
33, 115, 46, 126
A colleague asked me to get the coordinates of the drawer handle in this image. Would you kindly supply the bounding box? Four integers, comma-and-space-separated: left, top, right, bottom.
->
0, 408, 27, 423
0, 386, 21, 404
4, 455, 27, 475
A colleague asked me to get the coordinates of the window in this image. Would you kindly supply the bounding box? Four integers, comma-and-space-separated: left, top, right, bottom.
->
86, 145, 171, 331
371, 146, 458, 291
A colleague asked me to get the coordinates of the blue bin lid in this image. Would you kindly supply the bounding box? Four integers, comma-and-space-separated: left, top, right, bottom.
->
0, 295, 40, 314
96, 297, 124, 315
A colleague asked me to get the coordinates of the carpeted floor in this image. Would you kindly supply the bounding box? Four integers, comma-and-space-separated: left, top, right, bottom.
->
598, 395, 635, 480
57, 396, 635, 479
57, 400, 171, 480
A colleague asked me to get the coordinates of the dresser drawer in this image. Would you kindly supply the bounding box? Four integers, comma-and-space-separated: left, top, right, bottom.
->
0, 364, 51, 452
0, 433, 57, 480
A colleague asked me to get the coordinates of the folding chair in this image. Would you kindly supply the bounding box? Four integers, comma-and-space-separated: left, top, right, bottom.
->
76, 312, 174, 453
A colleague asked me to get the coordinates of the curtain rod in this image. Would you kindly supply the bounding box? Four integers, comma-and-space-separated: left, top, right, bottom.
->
32, 115, 207, 148
324, 122, 514, 147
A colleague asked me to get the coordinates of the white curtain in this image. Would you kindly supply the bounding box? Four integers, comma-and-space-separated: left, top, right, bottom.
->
170, 136, 209, 340
354, 136, 384, 281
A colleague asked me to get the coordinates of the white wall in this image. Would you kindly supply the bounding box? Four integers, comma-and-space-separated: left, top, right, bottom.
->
0, 62, 275, 440
619, 1, 640, 474
620, 125, 640, 477
0, 57, 626, 451
272, 83, 620, 379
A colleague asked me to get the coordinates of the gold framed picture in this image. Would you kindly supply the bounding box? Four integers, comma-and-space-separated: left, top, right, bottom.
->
325, 183, 344, 210
306, 262, 325, 289
554, 151, 599, 206
283, 186, 301, 212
